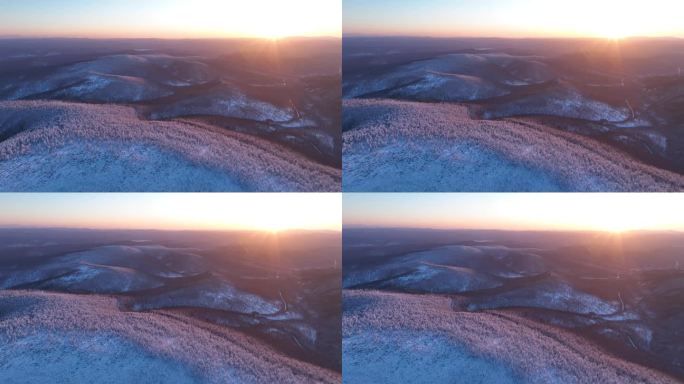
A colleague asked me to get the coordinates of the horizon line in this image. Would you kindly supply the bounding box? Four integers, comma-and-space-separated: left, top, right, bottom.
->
342, 225, 684, 234
0, 35, 342, 41
0, 225, 342, 233
342, 34, 684, 40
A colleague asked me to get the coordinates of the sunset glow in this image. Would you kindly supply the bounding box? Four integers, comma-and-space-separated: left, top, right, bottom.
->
0, 194, 341, 232
0, 0, 341, 39
344, 194, 684, 232
344, 0, 684, 38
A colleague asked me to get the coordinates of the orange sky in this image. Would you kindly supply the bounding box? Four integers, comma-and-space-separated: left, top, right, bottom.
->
345, 0, 684, 39
344, 194, 684, 233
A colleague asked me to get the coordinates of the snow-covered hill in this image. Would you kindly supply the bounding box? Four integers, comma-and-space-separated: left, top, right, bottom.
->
0, 100, 340, 191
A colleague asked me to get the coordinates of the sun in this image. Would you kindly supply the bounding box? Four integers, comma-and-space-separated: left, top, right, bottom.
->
590, 204, 643, 233
586, 14, 634, 40
599, 219, 629, 233
256, 215, 295, 233
164, 194, 340, 233
561, 0, 665, 40
249, 18, 301, 40
599, 31, 628, 40
238, 1, 340, 39
594, 23, 631, 40
560, 194, 649, 233
593, 210, 635, 233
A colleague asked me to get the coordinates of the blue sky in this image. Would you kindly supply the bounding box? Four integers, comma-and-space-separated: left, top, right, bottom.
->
0, 0, 175, 36
344, 0, 503, 36
344, 193, 684, 232
344, 0, 684, 38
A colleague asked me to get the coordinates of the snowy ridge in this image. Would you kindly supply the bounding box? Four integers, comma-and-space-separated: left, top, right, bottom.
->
0, 290, 339, 384
0, 100, 341, 191
343, 290, 678, 384
343, 98, 684, 191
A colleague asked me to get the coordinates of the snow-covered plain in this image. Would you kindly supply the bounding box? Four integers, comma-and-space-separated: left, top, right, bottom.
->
343, 53, 552, 100
463, 280, 620, 316
129, 278, 283, 316
343, 243, 621, 317
343, 99, 684, 191
149, 88, 295, 123
481, 85, 631, 123
1, 242, 292, 325
54, 72, 174, 103
0, 244, 204, 293
343, 290, 678, 384
0, 100, 341, 191
0, 54, 213, 102
0, 290, 340, 384
343, 244, 544, 289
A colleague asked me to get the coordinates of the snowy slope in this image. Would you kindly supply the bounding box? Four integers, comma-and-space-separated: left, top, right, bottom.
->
0, 290, 340, 384
0, 100, 341, 191
343, 99, 684, 191
343, 290, 677, 384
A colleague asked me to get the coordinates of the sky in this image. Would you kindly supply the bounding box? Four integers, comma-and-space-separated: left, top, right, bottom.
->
344, 193, 684, 233
344, 0, 684, 39
0, 0, 341, 39
0, 193, 341, 232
